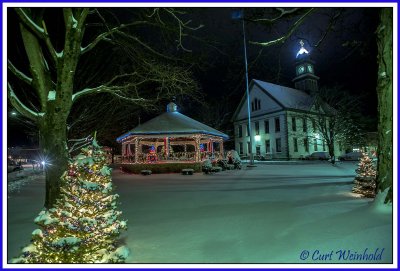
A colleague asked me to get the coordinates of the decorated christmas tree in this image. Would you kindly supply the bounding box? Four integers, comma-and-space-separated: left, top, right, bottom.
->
12, 138, 128, 263
352, 152, 377, 198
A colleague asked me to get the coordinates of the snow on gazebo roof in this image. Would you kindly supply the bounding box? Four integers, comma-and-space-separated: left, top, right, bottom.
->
116, 102, 229, 142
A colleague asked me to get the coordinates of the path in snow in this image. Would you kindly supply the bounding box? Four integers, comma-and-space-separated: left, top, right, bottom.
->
7, 162, 392, 264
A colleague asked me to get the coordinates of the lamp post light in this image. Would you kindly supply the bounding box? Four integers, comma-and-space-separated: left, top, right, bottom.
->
232, 10, 255, 166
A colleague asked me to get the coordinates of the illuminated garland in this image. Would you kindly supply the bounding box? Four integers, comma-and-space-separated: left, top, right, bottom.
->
11, 139, 128, 263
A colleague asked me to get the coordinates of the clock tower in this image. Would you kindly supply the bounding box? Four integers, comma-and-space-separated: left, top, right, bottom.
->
292, 40, 319, 95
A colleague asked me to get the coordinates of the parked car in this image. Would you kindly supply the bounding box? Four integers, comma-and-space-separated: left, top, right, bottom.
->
305, 151, 330, 160
7, 160, 23, 173
339, 151, 363, 161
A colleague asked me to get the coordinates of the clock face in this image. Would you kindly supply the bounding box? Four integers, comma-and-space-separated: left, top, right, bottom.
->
307, 65, 313, 73
297, 66, 305, 74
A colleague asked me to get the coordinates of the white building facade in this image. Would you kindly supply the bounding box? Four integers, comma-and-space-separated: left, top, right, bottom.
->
232, 43, 343, 160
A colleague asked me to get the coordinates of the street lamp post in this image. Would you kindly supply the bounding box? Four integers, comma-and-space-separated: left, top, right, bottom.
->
233, 10, 254, 166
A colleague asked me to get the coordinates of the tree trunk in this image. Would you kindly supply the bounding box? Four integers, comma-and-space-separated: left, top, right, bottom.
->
39, 114, 69, 208
375, 8, 393, 203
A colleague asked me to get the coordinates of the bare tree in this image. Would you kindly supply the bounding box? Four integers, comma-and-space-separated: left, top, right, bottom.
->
375, 8, 392, 204
7, 7, 201, 208
308, 88, 362, 162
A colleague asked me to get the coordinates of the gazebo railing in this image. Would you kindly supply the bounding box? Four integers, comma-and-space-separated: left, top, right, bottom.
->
121, 151, 224, 163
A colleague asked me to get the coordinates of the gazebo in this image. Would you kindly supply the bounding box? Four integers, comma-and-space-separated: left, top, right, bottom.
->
116, 102, 229, 164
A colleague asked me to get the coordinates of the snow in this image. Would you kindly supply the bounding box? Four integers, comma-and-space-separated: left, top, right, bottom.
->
76, 156, 95, 166
81, 180, 100, 190
7, 162, 393, 264
8, 171, 43, 195
296, 47, 309, 58
32, 229, 43, 237
56, 51, 63, 58
34, 210, 58, 225
47, 90, 56, 101
22, 244, 37, 253
100, 166, 111, 176
115, 246, 130, 259
71, 15, 78, 28
253, 80, 315, 111
52, 237, 81, 246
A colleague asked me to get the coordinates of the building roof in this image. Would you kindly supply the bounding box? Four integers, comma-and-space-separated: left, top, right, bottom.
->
253, 79, 315, 111
117, 103, 229, 142
232, 79, 316, 121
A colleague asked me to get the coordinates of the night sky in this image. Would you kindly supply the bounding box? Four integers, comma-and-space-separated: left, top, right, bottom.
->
7, 7, 380, 147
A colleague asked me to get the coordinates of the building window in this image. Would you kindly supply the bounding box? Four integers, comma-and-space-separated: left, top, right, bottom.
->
247, 142, 251, 154
255, 121, 260, 135
265, 140, 270, 153
276, 138, 282, 152
314, 138, 318, 151
323, 141, 326, 151
292, 117, 296, 131
252, 98, 261, 111
293, 138, 298, 152
238, 125, 242, 138
303, 118, 307, 132
312, 119, 316, 132
239, 142, 243, 155
304, 138, 309, 152
275, 117, 280, 132
246, 124, 250, 136
264, 120, 269, 134
256, 145, 261, 155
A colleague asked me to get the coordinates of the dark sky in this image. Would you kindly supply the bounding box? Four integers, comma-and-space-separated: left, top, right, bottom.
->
7, 7, 380, 147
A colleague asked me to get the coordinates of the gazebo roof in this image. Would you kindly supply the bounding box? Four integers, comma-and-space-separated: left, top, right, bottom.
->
116, 102, 229, 142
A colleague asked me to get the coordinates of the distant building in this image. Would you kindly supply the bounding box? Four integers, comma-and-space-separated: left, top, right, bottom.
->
232, 41, 343, 160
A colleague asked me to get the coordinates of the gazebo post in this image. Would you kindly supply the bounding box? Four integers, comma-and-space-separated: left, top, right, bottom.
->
121, 143, 125, 162
164, 137, 170, 158
184, 144, 187, 159
134, 137, 139, 163
219, 139, 224, 159
195, 135, 201, 162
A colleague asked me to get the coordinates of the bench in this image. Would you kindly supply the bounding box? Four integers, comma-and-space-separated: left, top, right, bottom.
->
140, 170, 152, 175
182, 168, 194, 175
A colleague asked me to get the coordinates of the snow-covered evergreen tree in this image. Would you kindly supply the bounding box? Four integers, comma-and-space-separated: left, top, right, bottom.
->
352, 152, 377, 198
11, 139, 128, 263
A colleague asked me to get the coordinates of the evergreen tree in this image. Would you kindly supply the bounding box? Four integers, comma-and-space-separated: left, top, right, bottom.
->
11, 139, 128, 263
352, 152, 377, 198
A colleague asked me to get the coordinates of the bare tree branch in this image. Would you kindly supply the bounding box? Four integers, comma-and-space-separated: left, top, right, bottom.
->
14, 8, 45, 37
77, 8, 90, 29
250, 8, 315, 47
72, 83, 151, 104
81, 21, 152, 54
297, 9, 343, 49
72, 73, 139, 102
7, 83, 40, 121
8, 60, 33, 85
164, 8, 204, 52
15, 8, 59, 64
113, 30, 184, 62
249, 8, 301, 24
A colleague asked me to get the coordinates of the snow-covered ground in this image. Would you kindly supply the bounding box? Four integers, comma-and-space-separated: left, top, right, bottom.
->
7, 162, 392, 264
7, 170, 44, 195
